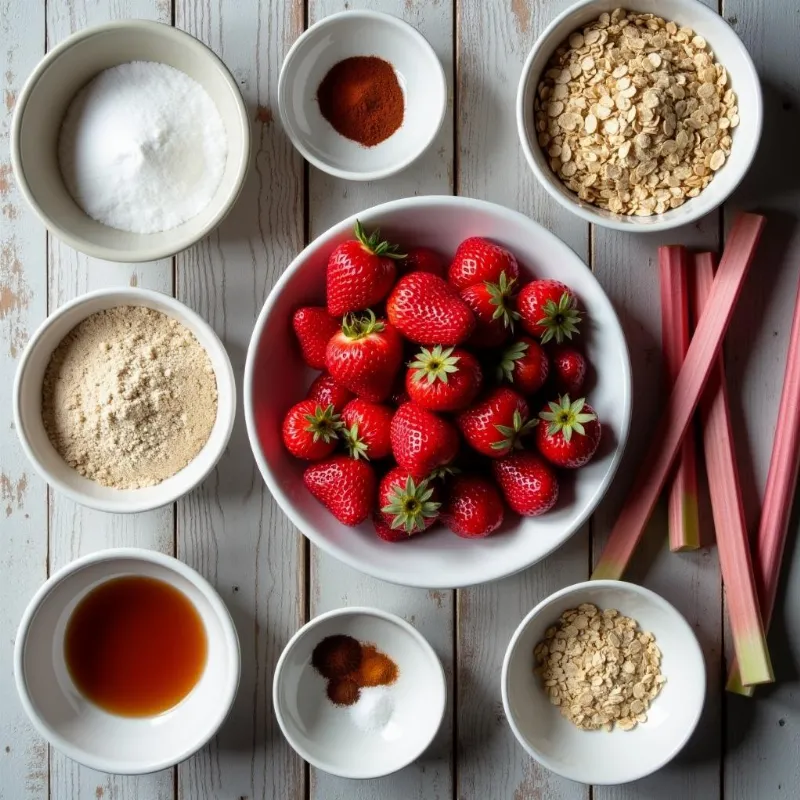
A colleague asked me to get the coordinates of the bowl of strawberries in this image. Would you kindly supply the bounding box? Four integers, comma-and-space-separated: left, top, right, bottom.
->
244, 196, 631, 588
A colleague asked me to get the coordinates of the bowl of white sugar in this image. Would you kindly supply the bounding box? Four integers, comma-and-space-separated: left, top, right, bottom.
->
11, 20, 250, 262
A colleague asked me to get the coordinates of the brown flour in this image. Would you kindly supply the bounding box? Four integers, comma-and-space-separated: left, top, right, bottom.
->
42, 305, 218, 489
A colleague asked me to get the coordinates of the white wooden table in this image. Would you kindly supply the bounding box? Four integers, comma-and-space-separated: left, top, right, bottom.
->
2, 1, 799, 798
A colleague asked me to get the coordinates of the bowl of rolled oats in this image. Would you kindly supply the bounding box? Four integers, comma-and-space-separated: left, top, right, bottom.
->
501, 580, 705, 785
517, 1, 762, 231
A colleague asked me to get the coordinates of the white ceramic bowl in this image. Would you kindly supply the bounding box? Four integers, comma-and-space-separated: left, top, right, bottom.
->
502, 580, 706, 785
14, 548, 240, 775
14, 287, 236, 514
278, 10, 447, 181
244, 196, 632, 588
11, 20, 250, 262
517, 0, 762, 232
273, 607, 446, 778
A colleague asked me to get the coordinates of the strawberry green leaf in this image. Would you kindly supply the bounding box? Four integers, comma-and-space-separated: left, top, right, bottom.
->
342, 422, 370, 460
303, 404, 344, 444
497, 339, 530, 383
539, 395, 596, 442
341, 309, 385, 340
491, 408, 539, 450
354, 219, 406, 260
485, 271, 522, 331
537, 292, 582, 344
409, 345, 461, 385
380, 476, 441, 533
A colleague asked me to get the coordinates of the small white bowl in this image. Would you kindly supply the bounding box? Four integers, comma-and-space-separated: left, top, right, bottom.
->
517, 0, 762, 232
278, 10, 447, 181
11, 20, 250, 262
502, 580, 706, 785
13, 287, 236, 514
273, 607, 446, 779
14, 548, 240, 775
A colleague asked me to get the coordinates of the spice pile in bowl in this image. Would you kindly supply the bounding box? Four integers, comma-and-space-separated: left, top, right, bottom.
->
280, 221, 606, 543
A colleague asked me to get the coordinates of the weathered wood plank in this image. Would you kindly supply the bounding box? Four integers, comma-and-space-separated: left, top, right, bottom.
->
174, 1, 306, 798
455, 2, 589, 798
0, 1, 48, 798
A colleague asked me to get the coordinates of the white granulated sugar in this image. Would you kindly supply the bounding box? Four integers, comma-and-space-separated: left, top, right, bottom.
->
348, 686, 395, 733
58, 61, 228, 234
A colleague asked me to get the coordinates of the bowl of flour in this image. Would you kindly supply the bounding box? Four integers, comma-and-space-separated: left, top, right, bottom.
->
11, 20, 250, 262
13, 287, 236, 513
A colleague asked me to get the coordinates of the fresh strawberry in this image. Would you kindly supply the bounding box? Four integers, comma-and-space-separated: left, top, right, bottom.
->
307, 373, 354, 411
460, 272, 521, 348
378, 467, 441, 535
405, 345, 482, 412
518, 280, 582, 344
448, 237, 520, 290
373, 513, 408, 543
536, 395, 601, 469
282, 401, 343, 460
497, 337, 549, 395
340, 398, 394, 460
400, 247, 447, 278
550, 345, 587, 396
303, 455, 376, 525
327, 221, 404, 316
441, 475, 504, 538
292, 306, 340, 369
386, 272, 475, 346
325, 311, 403, 402
456, 387, 536, 458
492, 452, 559, 516
390, 402, 460, 475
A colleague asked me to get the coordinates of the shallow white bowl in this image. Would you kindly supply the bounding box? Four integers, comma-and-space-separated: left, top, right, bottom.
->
15, 548, 240, 775
278, 10, 447, 181
244, 196, 632, 588
502, 580, 706, 785
14, 287, 236, 514
11, 20, 250, 262
517, 0, 762, 232
273, 607, 446, 779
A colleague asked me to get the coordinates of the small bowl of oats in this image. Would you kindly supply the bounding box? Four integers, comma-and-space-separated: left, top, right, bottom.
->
517, 0, 762, 231
501, 580, 705, 785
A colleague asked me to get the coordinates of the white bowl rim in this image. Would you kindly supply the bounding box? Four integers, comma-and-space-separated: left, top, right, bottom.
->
243, 194, 633, 588
272, 605, 447, 779
515, 0, 764, 233
277, 9, 448, 182
13, 286, 237, 514
500, 578, 707, 785
14, 547, 242, 775
10, 18, 251, 263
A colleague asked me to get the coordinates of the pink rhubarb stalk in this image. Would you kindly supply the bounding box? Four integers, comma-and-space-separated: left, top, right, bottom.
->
693, 252, 773, 687
592, 213, 766, 581
727, 265, 800, 694
659, 245, 701, 551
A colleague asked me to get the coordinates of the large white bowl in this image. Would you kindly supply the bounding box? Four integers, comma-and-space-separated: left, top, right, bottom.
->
244, 196, 632, 588
517, 0, 762, 232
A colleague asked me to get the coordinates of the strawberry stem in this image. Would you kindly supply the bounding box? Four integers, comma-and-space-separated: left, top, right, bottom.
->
492, 408, 538, 451
342, 422, 369, 460
303, 404, 344, 443
341, 309, 385, 340
486, 271, 521, 331
410, 345, 461, 385
380, 476, 440, 534
354, 219, 406, 260
539, 395, 596, 442
537, 292, 582, 344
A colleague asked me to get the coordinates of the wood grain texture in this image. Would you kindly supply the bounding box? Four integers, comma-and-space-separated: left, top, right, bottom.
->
0, 1, 48, 798
721, 1, 800, 796
307, 3, 455, 798
455, 2, 589, 799
174, 1, 306, 799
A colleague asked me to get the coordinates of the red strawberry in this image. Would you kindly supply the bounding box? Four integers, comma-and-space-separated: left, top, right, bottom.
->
282, 400, 343, 460
497, 337, 549, 395
390, 402, 460, 475
373, 513, 408, 543
386, 272, 475, 346
378, 467, 441, 536
518, 280, 581, 344
456, 387, 536, 458
550, 345, 587, 396
460, 272, 521, 348
292, 306, 340, 369
341, 398, 394, 460
303, 455, 376, 525
536, 396, 601, 469
492, 452, 559, 516
401, 247, 447, 278
441, 475, 504, 538
325, 311, 403, 402
327, 221, 404, 316
307, 373, 354, 411
405, 345, 482, 412
448, 237, 520, 290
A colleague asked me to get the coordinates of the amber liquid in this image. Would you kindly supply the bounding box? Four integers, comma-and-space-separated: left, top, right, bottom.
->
64, 575, 208, 717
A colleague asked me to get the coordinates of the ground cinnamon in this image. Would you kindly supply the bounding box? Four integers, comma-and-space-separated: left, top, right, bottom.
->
326, 677, 361, 707
317, 56, 404, 147
311, 634, 362, 679
354, 644, 399, 687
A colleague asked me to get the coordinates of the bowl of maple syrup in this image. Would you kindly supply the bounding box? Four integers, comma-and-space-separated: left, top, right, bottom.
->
14, 548, 240, 774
